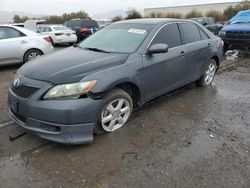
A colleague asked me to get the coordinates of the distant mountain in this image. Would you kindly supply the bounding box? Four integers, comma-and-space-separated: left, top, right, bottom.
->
0, 11, 46, 23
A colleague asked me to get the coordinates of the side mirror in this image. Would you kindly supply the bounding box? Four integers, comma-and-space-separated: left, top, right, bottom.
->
203, 22, 208, 26
148, 43, 168, 54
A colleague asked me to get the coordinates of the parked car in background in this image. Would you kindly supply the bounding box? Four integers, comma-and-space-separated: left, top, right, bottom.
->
37, 25, 77, 46
191, 17, 223, 35
64, 19, 99, 41
8, 19, 223, 144
219, 10, 250, 51
0, 25, 53, 65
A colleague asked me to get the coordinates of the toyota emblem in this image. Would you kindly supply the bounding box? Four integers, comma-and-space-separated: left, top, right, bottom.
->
13, 78, 20, 87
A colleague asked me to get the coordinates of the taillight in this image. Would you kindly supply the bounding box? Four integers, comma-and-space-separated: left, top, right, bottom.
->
55, 33, 63, 36
80, 27, 89, 32
43, 36, 51, 43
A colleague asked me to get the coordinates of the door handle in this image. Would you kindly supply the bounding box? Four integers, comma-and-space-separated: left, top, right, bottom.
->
20, 40, 28, 44
180, 51, 185, 58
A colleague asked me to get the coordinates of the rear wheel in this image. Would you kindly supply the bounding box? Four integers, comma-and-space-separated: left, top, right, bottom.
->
49, 37, 55, 47
23, 49, 42, 63
197, 59, 217, 87
94, 88, 133, 135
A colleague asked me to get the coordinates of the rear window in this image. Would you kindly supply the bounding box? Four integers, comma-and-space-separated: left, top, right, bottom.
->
80, 20, 99, 28
66, 20, 99, 28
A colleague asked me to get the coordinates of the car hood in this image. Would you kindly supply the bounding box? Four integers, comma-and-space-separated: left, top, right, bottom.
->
19, 47, 129, 84
221, 23, 250, 32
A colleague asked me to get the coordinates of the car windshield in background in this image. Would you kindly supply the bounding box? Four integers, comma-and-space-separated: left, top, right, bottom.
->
79, 24, 152, 53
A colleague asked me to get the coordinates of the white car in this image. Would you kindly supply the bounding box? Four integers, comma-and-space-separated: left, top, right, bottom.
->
0, 25, 54, 64
37, 25, 77, 46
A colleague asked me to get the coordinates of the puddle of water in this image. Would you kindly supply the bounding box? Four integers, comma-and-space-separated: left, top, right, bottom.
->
173, 131, 222, 169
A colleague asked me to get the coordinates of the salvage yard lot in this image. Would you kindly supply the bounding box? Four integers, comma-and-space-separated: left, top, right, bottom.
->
0, 50, 250, 187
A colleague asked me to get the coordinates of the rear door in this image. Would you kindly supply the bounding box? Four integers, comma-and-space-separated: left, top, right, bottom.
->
0, 26, 27, 64
142, 23, 187, 100
179, 22, 211, 82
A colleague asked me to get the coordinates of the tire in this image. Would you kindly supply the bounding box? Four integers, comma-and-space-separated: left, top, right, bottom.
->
23, 49, 43, 63
196, 59, 217, 87
69, 42, 75, 46
94, 88, 133, 135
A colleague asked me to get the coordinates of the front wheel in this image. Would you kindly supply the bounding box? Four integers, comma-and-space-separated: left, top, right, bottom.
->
197, 59, 217, 87
94, 88, 133, 135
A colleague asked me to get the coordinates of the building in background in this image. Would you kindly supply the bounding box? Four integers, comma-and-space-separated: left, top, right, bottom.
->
144, 1, 241, 16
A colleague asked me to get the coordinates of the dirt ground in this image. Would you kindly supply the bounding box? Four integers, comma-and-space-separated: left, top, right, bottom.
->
0, 57, 250, 188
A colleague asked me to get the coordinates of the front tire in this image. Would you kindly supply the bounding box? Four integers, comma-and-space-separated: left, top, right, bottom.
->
197, 59, 217, 87
94, 88, 133, 135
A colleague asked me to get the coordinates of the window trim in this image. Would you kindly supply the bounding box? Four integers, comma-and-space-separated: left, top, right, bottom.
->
0, 26, 26, 40
143, 21, 210, 55
179, 22, 204, 45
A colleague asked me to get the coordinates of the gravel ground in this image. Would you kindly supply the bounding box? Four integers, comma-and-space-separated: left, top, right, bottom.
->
0, 54, 249, 188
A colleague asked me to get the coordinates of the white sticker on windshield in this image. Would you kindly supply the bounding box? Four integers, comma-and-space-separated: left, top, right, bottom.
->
128, 28, 146, 35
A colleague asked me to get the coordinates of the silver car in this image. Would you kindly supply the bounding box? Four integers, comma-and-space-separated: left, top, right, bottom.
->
0, 25, 54, 65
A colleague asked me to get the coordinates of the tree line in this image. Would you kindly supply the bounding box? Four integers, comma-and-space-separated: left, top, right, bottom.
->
13, 11, 90, 24
13, 0, 250, 24
112, 0, 250, 22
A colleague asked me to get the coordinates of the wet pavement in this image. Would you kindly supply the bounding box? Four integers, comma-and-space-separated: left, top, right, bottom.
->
0, 56, 250, 188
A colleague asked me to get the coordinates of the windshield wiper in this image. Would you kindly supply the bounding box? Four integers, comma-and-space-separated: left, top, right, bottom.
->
84, 47, 110, 53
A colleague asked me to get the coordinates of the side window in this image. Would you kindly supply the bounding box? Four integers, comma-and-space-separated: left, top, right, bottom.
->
200, 29, 209, 40
180, 23, 201, 44
44, 27, 52, 32
151, 23, 181, 48
0, 27, 24, 40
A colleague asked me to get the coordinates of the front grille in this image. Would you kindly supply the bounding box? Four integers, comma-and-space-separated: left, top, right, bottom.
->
12, 85, 39, 98
226, 31, 250, 39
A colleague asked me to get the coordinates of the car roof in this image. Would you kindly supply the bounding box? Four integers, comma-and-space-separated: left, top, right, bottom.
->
115, 18, 193, 25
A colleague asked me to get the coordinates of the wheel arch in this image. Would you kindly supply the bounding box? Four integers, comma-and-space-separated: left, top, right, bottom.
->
114, 82, 141, 107
211, 55, 220, 71
23, 48, 44, 62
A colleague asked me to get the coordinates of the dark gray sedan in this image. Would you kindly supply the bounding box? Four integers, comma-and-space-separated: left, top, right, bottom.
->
8, 19, 223, 144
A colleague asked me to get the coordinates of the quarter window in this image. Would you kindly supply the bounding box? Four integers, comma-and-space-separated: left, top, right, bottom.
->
180, 23, 201, 44
200, 29, 209, 40
151, 23, 181, 48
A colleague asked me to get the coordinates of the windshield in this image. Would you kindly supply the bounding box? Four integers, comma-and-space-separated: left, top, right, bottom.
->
229, 11, 250, 24
79, 23, 152, 53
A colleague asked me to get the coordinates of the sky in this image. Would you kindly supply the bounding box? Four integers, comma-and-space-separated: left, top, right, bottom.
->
0, 0, 239, 16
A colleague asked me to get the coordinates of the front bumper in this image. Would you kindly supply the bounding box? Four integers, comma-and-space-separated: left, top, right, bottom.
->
221, 37, 250, 49
7, 75, 104, 144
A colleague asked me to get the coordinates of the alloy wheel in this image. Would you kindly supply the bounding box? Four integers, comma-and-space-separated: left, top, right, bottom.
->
101, 98, 131, 132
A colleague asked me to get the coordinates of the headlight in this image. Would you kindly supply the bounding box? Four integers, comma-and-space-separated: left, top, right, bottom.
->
219, 31, 226, 37
43, 80, 97, 100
